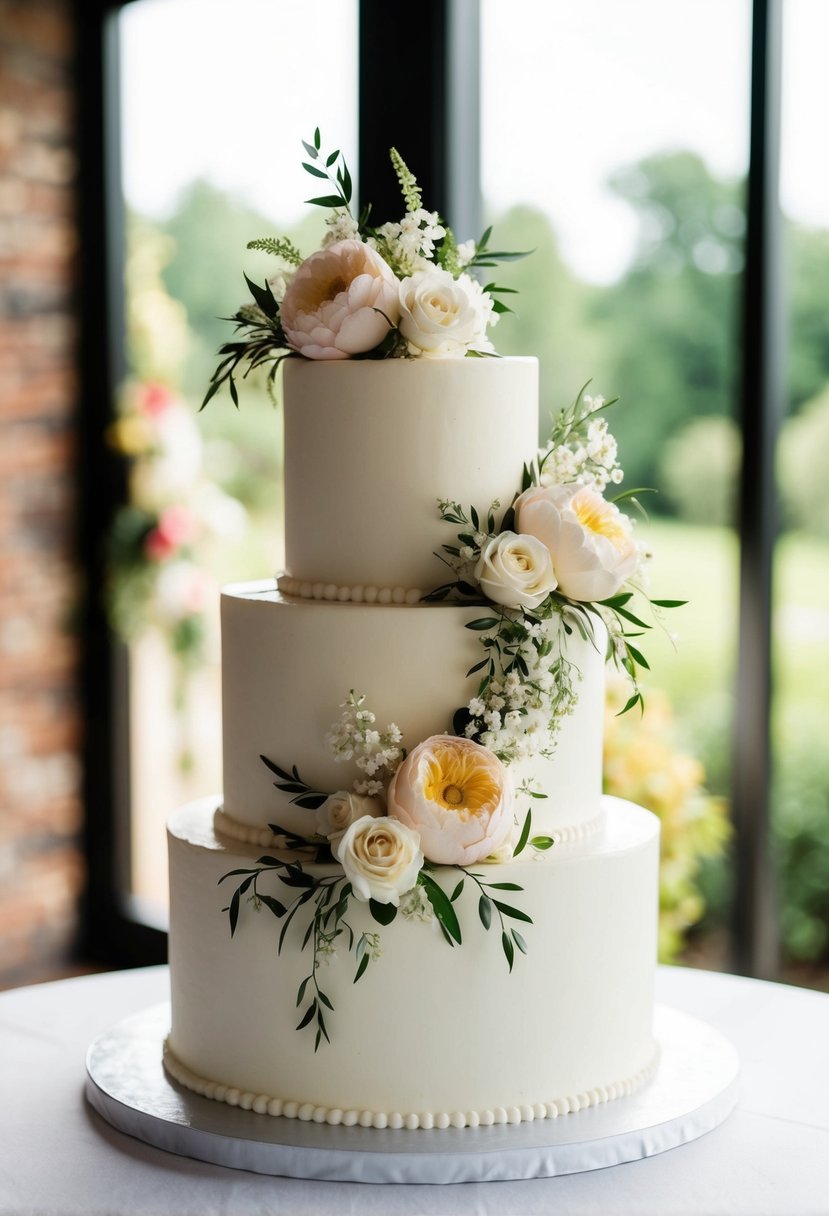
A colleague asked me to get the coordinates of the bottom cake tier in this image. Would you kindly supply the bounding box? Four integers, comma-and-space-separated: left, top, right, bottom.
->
166, 797, 660, 1130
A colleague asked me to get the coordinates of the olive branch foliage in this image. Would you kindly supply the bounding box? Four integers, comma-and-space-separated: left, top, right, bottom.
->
217, 758, 542, 1050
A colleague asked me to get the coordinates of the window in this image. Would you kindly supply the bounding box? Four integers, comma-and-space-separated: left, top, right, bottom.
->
79, 0, 823, 983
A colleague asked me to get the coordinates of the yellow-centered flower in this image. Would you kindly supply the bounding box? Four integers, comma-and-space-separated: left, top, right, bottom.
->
421, 740, 501, 818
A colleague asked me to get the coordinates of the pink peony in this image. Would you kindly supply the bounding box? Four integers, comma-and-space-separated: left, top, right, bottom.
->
515, 482, 638, 602
144, 505, 196, 563
280, 239, 400, 360
387, 735, 513, 865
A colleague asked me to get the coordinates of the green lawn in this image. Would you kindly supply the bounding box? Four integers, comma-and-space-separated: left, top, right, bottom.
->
633, 520, 829, 792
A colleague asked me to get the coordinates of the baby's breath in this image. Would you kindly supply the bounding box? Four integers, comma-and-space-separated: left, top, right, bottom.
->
326, 690, 405, 794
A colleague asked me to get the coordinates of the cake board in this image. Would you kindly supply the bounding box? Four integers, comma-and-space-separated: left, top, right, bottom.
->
85, 1002, 738, 1184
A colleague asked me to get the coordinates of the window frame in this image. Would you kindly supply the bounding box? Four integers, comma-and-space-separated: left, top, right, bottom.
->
75, 0, 783, 977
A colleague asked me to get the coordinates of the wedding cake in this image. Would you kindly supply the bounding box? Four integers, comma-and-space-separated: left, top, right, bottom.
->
163, 138, 666, 1130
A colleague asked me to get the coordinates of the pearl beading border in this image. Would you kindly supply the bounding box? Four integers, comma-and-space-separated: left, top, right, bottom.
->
214, 805, 605, 851
162, 1039, 660, 1131
277, 574, 423, 605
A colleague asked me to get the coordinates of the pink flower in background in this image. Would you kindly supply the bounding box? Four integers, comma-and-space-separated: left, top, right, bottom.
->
144, 504, 197, 562
137, 382, 176, 417
280, 239, 400, 359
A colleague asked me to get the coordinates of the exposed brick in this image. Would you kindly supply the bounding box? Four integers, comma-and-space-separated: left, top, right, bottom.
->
0, 0, 82, 986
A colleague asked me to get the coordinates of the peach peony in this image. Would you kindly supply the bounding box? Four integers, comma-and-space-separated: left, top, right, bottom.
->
387, 735, 513, 865
280, 239, 400, 359
515, 482, 638, 602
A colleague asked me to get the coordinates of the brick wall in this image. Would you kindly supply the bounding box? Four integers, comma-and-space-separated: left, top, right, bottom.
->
0, 0, 84, 986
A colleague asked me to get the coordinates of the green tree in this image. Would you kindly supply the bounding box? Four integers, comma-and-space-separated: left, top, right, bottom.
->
590, 152, 744, 495
159, 179, 323, 397
482, 205, 604, 433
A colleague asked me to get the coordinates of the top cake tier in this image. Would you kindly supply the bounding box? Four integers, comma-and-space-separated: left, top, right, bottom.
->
282, 356, 539, 593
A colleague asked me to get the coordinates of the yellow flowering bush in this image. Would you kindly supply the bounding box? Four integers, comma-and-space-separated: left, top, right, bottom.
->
604, 678, 730, 963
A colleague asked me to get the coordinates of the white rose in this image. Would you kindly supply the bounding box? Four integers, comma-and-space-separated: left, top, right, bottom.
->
397, 267, 494, 358
515, 483, 638, 602
333, 815, 423, 905
474, 531, 558, 610
316, 790, 383, 839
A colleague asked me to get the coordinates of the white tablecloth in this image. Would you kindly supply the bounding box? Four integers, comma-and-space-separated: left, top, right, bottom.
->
1, 964, 827, 1215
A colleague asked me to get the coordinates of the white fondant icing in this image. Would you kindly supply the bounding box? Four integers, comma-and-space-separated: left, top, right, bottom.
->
167, 798, 659, 1125
163, 1040, 659, 1132
281, 357, 539, 590
220, 583, 607, 838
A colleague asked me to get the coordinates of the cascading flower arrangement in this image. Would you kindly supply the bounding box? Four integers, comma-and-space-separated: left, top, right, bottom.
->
213, 134, 684, 1053
428, 384, 685, 768
201, 129, 525, 407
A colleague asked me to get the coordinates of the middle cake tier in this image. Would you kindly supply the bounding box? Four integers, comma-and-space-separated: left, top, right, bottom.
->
221, 581, 607, 840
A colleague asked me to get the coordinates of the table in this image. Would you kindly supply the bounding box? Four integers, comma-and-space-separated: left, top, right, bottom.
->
1, 965, 827, 1215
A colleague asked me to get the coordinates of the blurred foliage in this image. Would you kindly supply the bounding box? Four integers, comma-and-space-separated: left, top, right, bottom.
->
774, 735, 829, 961
662, 415, 741, 526
604, 678, 731, 963
779, 386, 829, 538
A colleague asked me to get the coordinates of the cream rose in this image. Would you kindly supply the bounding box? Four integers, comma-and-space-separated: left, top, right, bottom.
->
280, 239, 400, 360
515, 483, 638, 602
397, 267, 494, 358
316, 790, 384, 839
474, 531, 557, 610
386, 735, 512, 865
333, 815, 423, 905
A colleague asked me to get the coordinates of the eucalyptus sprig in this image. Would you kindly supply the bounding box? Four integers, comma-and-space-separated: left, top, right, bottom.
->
301, 127, 354, 213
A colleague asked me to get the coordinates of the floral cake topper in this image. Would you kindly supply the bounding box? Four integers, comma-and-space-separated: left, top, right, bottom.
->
202, 130, 526, 407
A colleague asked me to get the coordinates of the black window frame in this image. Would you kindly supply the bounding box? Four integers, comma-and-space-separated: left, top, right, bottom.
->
75, 0, 784, 978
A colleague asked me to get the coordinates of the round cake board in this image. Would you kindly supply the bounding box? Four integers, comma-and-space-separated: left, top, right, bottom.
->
85, 1002, 738, 1184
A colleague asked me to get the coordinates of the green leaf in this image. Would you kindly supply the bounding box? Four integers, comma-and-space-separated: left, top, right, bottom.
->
486, 881, 523, 891
502, 930, 515, 972
478, 893, 492, 930
450, 879, 465, 902
513, 809, 532, 857
650, 598, 688, 608
511, 929, 528, 954
354, 953, 370, 983
313, 126, 321, 149
614, 605, 650, 629
616, 691, 643, 717
625, 643, 650, 670
302, 139, 318, 160
466, 657, 490, 676
228, 887, 240, 937
296, 1000, 316, 1030
420, 874, 462, 944
369, 898, 398, 926
326, 149, 339, 166
259, 894, 287, 918
218, 867, 256, 883
318, 991, 334, 1011
466, 617, 500, 631
492, 900, 533, 924
292, 792, 328, 810
305, 194, 346, 208
530, 835, 554, 851
302, 162, 329, 179
243, 272, 278, 319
